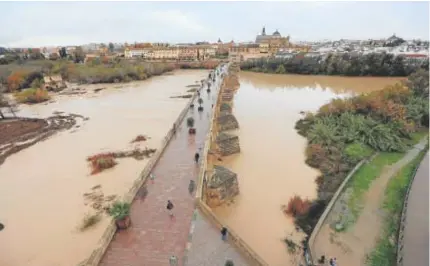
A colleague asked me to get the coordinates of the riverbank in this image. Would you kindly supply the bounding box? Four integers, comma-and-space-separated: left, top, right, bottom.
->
0, 69, 209, 266
291, 69, 429, 264
240, 53, 428, 77
0, 114, 87, 166
1, 59, 219, 92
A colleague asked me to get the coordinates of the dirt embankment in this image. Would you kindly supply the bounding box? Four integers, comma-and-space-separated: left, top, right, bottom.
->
0, 113, 87, 166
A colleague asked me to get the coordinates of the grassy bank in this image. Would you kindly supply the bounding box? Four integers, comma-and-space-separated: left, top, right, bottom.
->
366, 147, 428, 266
345, 152, 404, 228
288, 69, 429, 241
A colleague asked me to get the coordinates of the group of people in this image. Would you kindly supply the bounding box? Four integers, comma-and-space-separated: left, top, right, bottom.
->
319, 255, 337, 266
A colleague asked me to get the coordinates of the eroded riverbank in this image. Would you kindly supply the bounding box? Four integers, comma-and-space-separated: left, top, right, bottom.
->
0, 69, 209, 266
212, 72, 403, 266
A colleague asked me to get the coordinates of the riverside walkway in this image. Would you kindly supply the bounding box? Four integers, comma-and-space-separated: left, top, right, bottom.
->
402, 152, 429, 266
99, 66, 246, 266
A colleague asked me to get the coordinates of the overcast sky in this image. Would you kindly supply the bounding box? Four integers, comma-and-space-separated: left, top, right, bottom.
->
0, 1, 428, 47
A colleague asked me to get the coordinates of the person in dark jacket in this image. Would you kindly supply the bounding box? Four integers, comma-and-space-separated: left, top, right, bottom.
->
221, 226, 228, 241
194, 152, 200, 163
166, 200, 174, 217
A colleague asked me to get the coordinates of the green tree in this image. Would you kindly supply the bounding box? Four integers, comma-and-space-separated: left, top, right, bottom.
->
276, 64, 286, 74
406, 69, 429, 97
31, 78, 43, 89
59, 47, 67, 58
108, 42, 114, 53
74, 46, 86, 63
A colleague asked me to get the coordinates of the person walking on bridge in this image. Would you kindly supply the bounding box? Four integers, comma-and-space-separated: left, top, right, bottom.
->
194, 152, 200, 163
166, 200, 174, 217
221, 226, 228, 241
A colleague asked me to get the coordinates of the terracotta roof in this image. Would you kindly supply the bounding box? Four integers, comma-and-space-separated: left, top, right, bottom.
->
403, 54, 428, 58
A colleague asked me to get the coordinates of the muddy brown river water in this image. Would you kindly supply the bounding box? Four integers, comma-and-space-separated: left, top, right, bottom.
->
212, 72, 403, 266
0, 70, 208, 266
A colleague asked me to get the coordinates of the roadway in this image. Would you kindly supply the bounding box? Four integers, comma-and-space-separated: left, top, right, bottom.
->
402, 151, 429, 266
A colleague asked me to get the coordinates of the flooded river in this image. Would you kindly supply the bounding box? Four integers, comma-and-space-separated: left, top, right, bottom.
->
212, 72, 403, 266
0, 70, 208, 266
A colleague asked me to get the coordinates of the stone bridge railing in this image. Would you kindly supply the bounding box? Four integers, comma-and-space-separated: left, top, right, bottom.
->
195, 64, 269, 266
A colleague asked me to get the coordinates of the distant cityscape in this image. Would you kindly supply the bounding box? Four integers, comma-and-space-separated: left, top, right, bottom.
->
0, 27, 429, 65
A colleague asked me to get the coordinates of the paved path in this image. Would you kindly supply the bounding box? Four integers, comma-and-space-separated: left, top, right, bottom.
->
402, 151, 429, 266
185, 209, 250, 266
312, 140, 428, 266
100, 67, 228, 266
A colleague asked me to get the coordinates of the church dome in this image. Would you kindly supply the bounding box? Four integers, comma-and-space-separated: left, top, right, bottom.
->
273, 29, 281, 36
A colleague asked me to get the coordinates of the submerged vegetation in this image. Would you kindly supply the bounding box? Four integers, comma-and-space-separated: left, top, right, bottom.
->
79, 212, 102, 231
290, 69, 429, 238
240, 53, 428, 77
87, 153, 117, 175
14, 88, 51, 103
130, 134, 148, 143
283, 195, 311, 218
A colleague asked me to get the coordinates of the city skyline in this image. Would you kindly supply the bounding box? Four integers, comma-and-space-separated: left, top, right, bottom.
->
0, 1, 429, 47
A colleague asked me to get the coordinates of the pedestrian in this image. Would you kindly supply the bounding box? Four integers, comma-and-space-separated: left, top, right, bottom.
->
166, 200, 174, 217
221, 226, 228, 241
188, 180, 195, 195
329, 258, 337, 266
150, 172, 155, 184
194, 152, 200, 163
169, 255, 178, 266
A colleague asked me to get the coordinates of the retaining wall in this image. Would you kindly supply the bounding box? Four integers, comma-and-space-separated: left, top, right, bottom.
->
79, 78, 203, 266
195, 64, 269, 266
